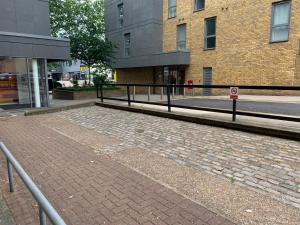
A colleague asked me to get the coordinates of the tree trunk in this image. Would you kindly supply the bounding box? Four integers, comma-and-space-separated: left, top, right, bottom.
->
88, 66, 91, 85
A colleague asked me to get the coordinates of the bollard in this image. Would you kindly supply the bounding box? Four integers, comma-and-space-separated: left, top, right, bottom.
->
133, 86, 136, 101
7, 160, 14, 192
172, 86, 175, 98
148, 86, 151, 101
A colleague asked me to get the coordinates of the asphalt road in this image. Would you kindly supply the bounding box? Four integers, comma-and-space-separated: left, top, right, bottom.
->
170, 98, 300, 116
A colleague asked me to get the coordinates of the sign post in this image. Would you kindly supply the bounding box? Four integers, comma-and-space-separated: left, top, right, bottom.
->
230, 87, 239, 121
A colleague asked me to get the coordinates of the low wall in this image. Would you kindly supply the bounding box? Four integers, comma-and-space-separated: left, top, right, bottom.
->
53, 89, 125, 100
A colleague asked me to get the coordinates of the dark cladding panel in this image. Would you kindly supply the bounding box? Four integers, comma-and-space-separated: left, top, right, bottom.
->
0, 0, 50, 36
105, 0, 164, 68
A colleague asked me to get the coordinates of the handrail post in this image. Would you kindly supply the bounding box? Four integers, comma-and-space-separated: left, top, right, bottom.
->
39, 206, 47, 225
7, 159, 14, 192
100, 83, 104, 103
167, 84, 171, 112
232, 99, 237, 121
0, 142, 67, 225
148, 86, 151, 101
127, 84, 131, 106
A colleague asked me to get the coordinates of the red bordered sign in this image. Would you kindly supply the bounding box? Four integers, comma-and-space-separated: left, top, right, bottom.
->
230, 87, 239, 100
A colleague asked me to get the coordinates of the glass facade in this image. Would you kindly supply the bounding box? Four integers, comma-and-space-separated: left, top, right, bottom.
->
0, 57, 48, 108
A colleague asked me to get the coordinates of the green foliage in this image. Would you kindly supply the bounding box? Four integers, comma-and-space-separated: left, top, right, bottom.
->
49, 0, 114, 72
53, 81, 62, 89
73, 80, 79, 88
92, 68, 112, 85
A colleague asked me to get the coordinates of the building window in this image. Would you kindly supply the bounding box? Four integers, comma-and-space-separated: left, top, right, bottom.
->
195, 0, 205, 11
177, 24, 186, 50
124, 33, 131, 57
271, 1, 291, 43
168, 0, 176, 18
205, 17, 216, 49
118, 3, 124, 27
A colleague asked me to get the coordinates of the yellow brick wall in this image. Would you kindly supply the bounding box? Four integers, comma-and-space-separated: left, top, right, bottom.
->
163, 0, 300, 86
116, 67, 164, 94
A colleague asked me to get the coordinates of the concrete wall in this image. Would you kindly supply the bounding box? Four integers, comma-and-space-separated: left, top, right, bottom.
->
105, 0, 163, 68
163, 0, 300, 86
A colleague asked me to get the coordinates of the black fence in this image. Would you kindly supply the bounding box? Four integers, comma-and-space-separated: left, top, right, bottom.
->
96, 83, 300, 122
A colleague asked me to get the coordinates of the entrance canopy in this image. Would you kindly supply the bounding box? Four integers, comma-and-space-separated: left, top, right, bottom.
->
0, 31, 70, 60
113, 51, 190, 69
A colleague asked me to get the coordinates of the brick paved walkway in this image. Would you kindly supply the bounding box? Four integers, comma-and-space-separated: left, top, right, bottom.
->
55, 106, 300, 208
0, 116, 234, 225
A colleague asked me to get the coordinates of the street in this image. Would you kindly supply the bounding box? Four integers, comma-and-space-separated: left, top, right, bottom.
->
170, 98, 300, 116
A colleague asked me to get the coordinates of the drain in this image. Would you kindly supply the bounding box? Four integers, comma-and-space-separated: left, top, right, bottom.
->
135, 128, 145, 133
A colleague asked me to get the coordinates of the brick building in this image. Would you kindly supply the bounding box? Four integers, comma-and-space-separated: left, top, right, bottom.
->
105, 0, 300, 94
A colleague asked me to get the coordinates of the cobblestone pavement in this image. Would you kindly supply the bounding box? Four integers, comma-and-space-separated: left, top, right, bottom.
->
0, 116, 234, 225
55, 106, 300, 208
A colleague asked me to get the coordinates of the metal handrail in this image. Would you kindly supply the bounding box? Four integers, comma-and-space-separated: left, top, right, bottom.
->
0, 142, 67, 225
96, 83, 300, 122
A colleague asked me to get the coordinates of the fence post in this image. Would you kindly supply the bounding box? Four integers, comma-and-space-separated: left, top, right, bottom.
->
127, 84, 131, 106
148, 86, 151, 101
100, 83, 104, 103
39, 206, 47, 225
7, 159, 14, 192
133, 86, 136, 101
232, 99, 237, 121
167, 84, 171, 112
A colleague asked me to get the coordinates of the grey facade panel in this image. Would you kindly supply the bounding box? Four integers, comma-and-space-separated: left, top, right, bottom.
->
105, 0, 190, 68
0, 33, 70, 59
0, 0, 51, 36
113, 51, 190, 68
105, 0, 166, 67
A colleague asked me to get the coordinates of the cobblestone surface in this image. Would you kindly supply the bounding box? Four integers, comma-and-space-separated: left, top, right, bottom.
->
56, 106, 300, 208
0, 116, 234, 225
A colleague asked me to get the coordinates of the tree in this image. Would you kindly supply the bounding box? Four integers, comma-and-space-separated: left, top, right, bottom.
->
49, 0, 114, 84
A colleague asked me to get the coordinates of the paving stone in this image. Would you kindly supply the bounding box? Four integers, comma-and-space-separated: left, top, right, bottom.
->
0, 115, 235, 225
36, 106, 300, 208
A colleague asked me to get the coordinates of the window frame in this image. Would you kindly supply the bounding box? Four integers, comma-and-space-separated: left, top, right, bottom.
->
124, 33, 131, 57
168, 0, 177, 19
194, 0, 205, 12
204, 17, 217, 50
177, 24, 187, 51
270, 0, 291, 43
117, 3, 124, 27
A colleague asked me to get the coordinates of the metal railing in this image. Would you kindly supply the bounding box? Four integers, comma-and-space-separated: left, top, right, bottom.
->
96, 83, 300, 122
0, 142, 67, 225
